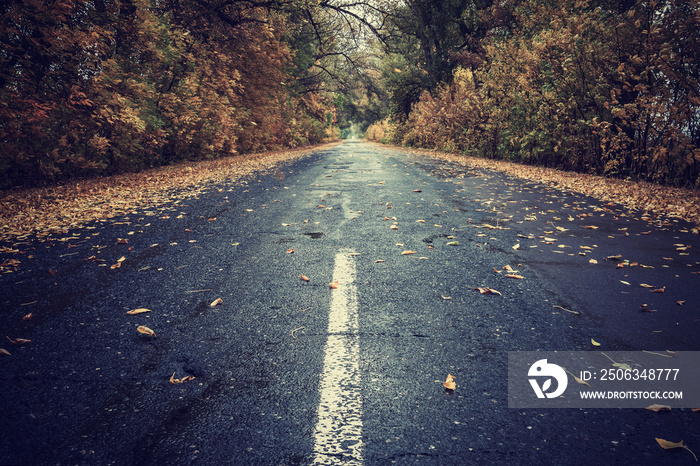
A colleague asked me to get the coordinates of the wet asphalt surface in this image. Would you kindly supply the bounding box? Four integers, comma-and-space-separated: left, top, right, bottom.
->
1, 140, 699, 465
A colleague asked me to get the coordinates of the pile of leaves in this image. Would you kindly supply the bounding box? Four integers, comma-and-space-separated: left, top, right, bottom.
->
0, 144, 336, 243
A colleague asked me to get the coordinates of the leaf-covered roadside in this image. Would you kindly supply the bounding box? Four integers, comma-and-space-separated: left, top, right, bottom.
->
394, 144, 700, 229
0, 143, 337, 244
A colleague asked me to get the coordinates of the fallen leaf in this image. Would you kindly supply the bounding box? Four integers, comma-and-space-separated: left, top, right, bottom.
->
23, 313, 33, 321
374, 260, 385, 263
300, 275, 310, 282
646, 404, 671, 412
0, 348, 10, 356
574, 374, 591, 387
210, 298, 223, 306
620, 280, 630, 285
474, 287, 502, 296
441, 295, 452, 300
137, 325, 156, 337
591, 338, 601, 347
443, 373, 456, 390
329, 281, 339, 289
6, 336, 31, 346
401, 250, 416, 255
512, 243, 520, 250
655, 438, 698, 461
446, 241, 459, 246
641, 304, 657, 312
652, 287, 666, 293
504, 273, 524, 279
286, 248, 295, 253
390, 225, 399, 230
583, 225, 599, 229
589, 259, 598, 264
640, 283, 655, 288
170, 372, 195, 384
127, 308, 152, 315
676, 300, 685, 306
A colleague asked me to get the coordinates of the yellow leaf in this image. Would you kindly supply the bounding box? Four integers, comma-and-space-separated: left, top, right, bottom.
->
504, 274, 524, 279
0, 348, 11, 356
589, 259, 598, 264
329, 281, 339, 289
474, 287, 502, 296
127, 308, 152, 315
574, 375, 590, 387
656, 438, 685, 450
646, 404, 671, 412
210, 298, 223, 307
300, 275, 310, 282
137, 325, 156, 337
591, 339, 601, 347
443, 373, 456, 390
401, 250, 416, 255
170, 372, 195, 384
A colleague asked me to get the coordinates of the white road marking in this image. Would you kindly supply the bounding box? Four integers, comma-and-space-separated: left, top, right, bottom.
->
313, 249, 363, 465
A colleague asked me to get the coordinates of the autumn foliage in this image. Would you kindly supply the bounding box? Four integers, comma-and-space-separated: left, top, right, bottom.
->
368, 0, 700, 188
0, 0, 335, 188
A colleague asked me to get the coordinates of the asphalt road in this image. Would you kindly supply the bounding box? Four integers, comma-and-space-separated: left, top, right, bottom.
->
1, 140, 699, 465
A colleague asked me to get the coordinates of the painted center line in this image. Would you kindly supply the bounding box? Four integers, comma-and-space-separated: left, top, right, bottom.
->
312, 249, 363, 465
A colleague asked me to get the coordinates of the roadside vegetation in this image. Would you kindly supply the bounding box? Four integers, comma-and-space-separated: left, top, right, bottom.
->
0, 0, 380, 188
366, 0, 700, 189
2, 0, 698, 193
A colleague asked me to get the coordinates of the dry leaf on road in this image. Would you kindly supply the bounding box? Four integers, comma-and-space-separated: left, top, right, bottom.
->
137, 325, 156, 337
655, 438, 698, 461
443, 374, 456, 390
127, 308, 152, 315
646, 404, 671, 412
170, 372, 195, 384
6, 336, 31, 346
